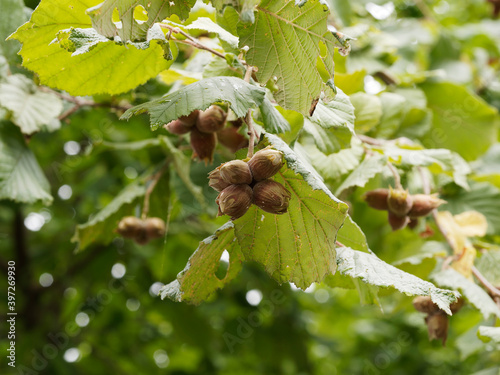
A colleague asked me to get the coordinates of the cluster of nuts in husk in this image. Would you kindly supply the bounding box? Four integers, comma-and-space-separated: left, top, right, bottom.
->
413, 296, 464, 346
116, 216, 166, 245
164, 106, 248, 163
363, 187, 446, 231
208, 147, 291, 219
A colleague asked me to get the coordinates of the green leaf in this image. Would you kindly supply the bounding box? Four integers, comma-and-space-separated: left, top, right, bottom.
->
161, 68, 201, 85
0, 74, 62, 135
9, 0, 175, 96
327, 0, 352, 27
420, 82, 499, 161
476, 247, 500, 287
336, 214, 369, 253
159, 136, 206, 209
382, 145, 470, 189
215, 4, 240, 40
393, 241, 447, 280
72, 182, 146, 251
375, 92, 407, 139
336, 247, 459, 314
478, 326, 500, 343
335, 153, 387, 195
333, 70, 365, 95
0, 122, 53, 205
259, 98, 291, 134
442, 181, 500, 235
432, 268, 500, 319
186, 17, 239, 49
122, 77, 266, 130
0, 0, 26, 64
349, 92, 382, 133
57, 25, 174, 61
276, 106, 304, 144
234, 133, 349, 289
203, 56, 241, 78
88, 0, 196, 41
304, 88, 355, 152
303, 141, 364, 181
160, 222, 244, 304
472, 144, 500, 189
212, 0, 260, 23
309, 89, 355, 133
238, 0, 336, 115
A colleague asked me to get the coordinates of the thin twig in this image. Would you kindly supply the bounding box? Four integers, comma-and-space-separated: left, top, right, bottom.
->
58, 104, 82, 121
387, 162, 402, 189
243, 66, 257, 158
357, 134, 385, 146
245, 111, 256, 158
141, 162, 169, 220
472, 266, 500, 297
159, 23, 226, 59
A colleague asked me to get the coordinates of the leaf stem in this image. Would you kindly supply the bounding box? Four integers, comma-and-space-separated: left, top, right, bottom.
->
159, 23, 226, 59
387, 162, 403, 190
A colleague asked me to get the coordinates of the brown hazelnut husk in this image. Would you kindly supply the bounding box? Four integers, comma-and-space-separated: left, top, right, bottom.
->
208, 167, 231, 192
450, 298, 464, 314
253, 180, 291, 215
408, 217, 419, 229
425, 313, 449, 346
217, 126, 248, 153
190, 127, 216, 164
247, 147, 284, 181
363, 188, 389, 211
216, 184, 253, 220
388, 211, 409, 231
164, 110, 199, 135
387, 187, 413, 217
144, 217, 166, 239
196, 106, 227, 133
408, 194, 446, 218
413, 296, 440, 314
219, 160, 253, 185
117, 216, 143, 239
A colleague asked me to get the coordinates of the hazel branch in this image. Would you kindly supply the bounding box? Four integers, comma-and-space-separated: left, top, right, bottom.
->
243, 65, 257, 158
159, 23, 226, 60
39, 88, 132, 121
472, 266, 500, 298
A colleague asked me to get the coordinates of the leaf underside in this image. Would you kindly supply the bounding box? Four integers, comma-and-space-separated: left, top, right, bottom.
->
238, 0, 336, 115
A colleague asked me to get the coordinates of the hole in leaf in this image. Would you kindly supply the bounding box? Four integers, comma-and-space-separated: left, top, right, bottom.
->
133, 5, 149, 24
215, 250, 230, 280
112, 7, 120, 22
112, 8, 122, 29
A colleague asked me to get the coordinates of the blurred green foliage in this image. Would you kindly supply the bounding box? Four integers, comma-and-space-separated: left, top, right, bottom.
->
1, 0, 500, 374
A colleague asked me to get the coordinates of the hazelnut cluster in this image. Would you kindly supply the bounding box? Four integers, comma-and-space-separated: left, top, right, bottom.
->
164, 106, 248, 162
116, 216, 165, 245
363, 187, 446, 231
208, 147, 291, 219
413, 296, 463, 345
